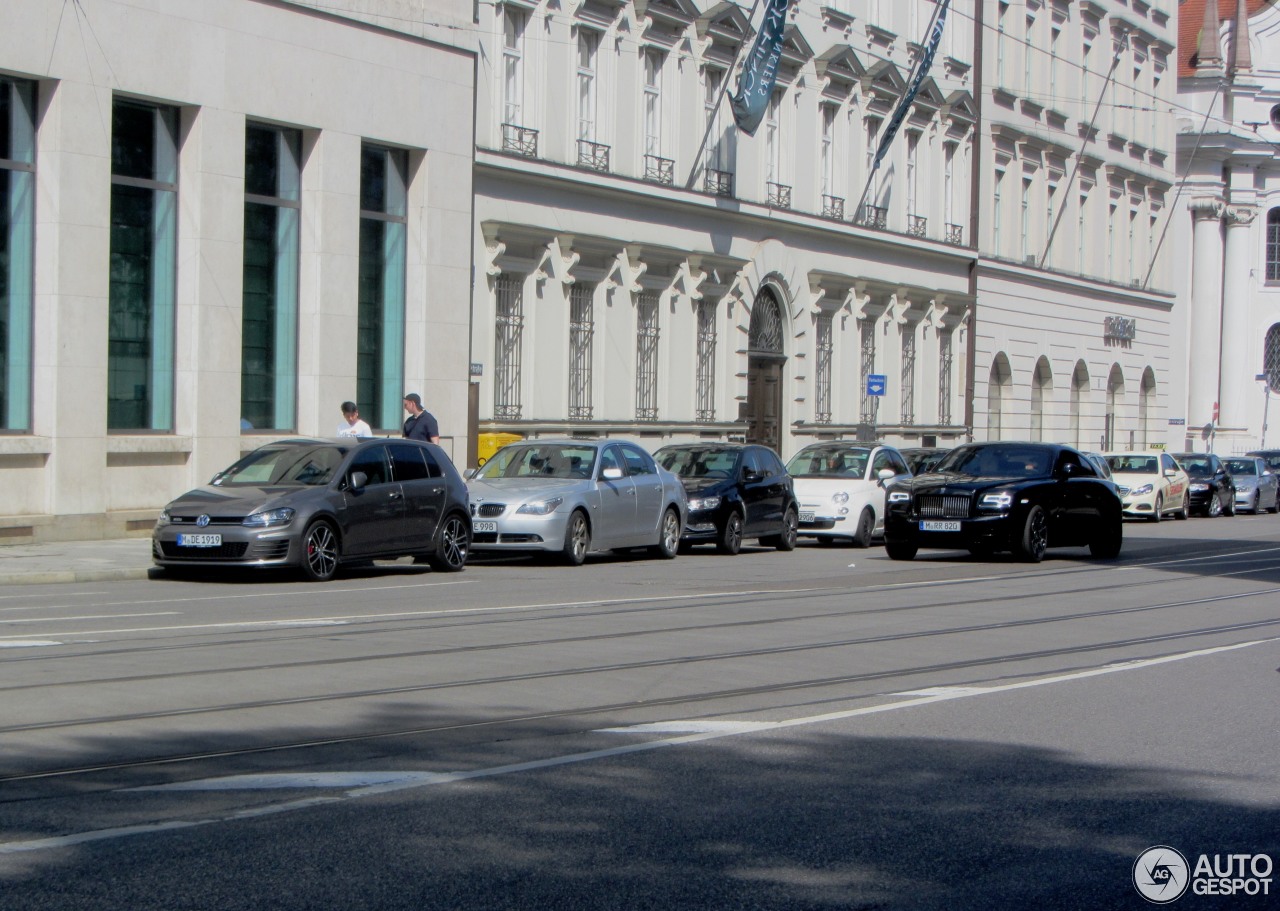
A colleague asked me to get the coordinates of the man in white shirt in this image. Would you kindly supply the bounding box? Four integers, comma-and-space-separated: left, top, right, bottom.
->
336, 401, 372, 437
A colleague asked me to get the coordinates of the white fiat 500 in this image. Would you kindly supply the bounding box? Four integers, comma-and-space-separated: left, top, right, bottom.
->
785, 442, 912, 547
1101, 450, 1190, 521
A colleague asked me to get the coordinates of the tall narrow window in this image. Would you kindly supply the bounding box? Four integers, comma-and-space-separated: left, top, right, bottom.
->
568, 283, 594, 420
820, 105, 836, 201
241, 125, 300, 432
906, 132, 919, 219
938, 330, 953, 425
864, 117, 881, 204
1107, 201, 1118, 280
996, 2, 1008, 87
696, 300, 717, 421
636, 294, 660, 421
765, 90, 781, 186
0, 78, 35, 431
943, 142, 956, 229
494, 274, 523, 420
1268, 209, 1280, 282
357, 144, 407, 430
644, 49, 663, 157
577, 30, 598, 142
992, 169, 1005, 253
900, 325, 916, 425
1031, 358, 1052, 441
1078, 189, 1090, 273
1021, 176, 1033, 261
1024, 15, 1035, 90
814, 313, 832, 424
1264, 324, 1280, 391
109, 99, 178, 431
502, 7, 525, 127
1070, 362, 1089, 448
704, 69, 734, 176
1050, 26, 1061, 108
859, 318, 877, 424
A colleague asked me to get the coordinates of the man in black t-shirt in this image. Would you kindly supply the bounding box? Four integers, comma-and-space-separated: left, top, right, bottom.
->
402, 393, 440, 444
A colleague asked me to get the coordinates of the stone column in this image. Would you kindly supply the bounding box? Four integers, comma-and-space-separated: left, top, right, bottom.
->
1188, 197, 1224, 433
1218, 204, 1258, 432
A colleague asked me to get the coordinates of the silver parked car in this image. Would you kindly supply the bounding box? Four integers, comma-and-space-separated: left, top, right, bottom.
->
467, 439, 687, 565
153, 438, 471, 581
1223, 456, 1280, 514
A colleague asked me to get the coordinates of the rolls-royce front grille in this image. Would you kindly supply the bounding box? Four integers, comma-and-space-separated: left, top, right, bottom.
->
916, 495, 971, 519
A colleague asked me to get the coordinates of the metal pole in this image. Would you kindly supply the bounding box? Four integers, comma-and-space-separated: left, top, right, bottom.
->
684, 0, 763, 189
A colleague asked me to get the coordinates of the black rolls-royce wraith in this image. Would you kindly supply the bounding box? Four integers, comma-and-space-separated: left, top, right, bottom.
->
883, 442, 1123, 562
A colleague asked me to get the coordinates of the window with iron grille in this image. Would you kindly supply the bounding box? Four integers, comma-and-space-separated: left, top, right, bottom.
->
900, 326, 916, 425
814, 314, 833, 424
860, 318, 878, 423
1265, 323, 1280, 391
494, 274, 523, 419
1267, 208, 1280, 282
938, 330, 953, 425
636, 294, 660, 421
696, 300, 717, 421
569, 283, 594, 420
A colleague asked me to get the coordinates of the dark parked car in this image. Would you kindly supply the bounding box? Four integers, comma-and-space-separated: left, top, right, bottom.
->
654, 443, 798, 554
1172, 452, 1236, 517
900, 447, 949, 475
153, 438, 472, 580
884, 441, 1123, 562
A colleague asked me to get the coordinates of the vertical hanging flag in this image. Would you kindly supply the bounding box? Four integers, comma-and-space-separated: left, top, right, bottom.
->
729, 0, 794, 136
872, 0, 952, 171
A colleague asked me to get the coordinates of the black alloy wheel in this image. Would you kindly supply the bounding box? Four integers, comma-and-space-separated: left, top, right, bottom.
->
1016, 505, 1049, 563
428, 513, 470, 572
301, 520, 340, 582
716, 512, 744, 555
763, 506, 799, 551
851, 508, 875, 548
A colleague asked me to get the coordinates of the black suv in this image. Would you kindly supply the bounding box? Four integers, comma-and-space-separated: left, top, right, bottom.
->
654, 443, 798, 555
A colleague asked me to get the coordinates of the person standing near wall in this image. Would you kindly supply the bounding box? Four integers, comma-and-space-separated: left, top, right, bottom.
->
402, 393, 440, 444
336, 402, 372, 437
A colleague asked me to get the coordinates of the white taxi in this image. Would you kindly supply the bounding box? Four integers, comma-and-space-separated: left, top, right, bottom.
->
1101, 450, 1190, 522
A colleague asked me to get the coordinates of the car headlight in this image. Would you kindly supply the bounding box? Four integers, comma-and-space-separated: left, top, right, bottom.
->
242, 507, 296, 528
156, 509, 172, 528
832, 491, 850, 504
688, 496, 722, 512
1190, 482, 1209, 492
517, 496, 563, 516
978, 491, 1014, 511
887, 490, 911, 504
1131, 484, 1153, 495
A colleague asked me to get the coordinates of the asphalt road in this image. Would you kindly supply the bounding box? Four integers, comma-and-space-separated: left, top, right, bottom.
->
2, 516, 1279, 910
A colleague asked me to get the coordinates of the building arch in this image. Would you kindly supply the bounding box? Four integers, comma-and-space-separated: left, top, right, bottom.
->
1139, 367, 1157, 449
746, 284, 789, 453
1105, 363, 1125, 450
987, 352, 1012, 441
1069, 360, 1090, 449
1265, 323, 1280, 391
1030, 356, 1053, 441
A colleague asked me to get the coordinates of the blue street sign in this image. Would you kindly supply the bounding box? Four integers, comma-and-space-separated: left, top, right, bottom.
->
866, 374, 887, 397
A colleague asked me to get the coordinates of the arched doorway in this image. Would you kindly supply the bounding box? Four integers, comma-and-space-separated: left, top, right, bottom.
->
746, 288, 786, 453
1105, 364, 1125, 450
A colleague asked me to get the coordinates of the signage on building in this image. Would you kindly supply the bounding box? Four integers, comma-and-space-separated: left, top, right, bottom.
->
1103, 316, 1137, 342
866, 374, 887, 396
470, 362, 484, 377
1168, 418, 1186, 426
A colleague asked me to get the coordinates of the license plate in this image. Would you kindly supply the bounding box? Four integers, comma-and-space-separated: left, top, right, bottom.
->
920, 520, 961, 532
472, 521, 498, 533
799, 511, 815, 523
176, 533, 222, 547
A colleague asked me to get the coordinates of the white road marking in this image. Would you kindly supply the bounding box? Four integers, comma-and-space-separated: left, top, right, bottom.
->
597, 720, 778, 735
1, 635, 1274, 858
0, 640, 62, 648
0, 612, 179, 624
130, 771, 451, 791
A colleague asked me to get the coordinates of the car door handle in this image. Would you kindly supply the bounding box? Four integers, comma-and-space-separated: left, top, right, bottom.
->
628, 489, 636, 496
388, 491, 402, 499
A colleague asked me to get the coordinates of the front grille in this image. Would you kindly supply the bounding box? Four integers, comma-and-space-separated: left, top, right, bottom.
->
160, 541, 250, 559
916, 495, 971, 519
471, 503, 506, 518
170, 515, 246, 525
472, 532, 498, 544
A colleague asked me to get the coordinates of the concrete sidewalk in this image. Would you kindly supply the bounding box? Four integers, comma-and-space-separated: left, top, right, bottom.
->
0, 537, 156, 585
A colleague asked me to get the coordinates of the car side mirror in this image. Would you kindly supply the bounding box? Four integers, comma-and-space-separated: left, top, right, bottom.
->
601, 467, 624, 481
349, 471, 368, 491
1057, 462, 1077, 479
464, 467, 478, 480
742, 468, 762, 482
877, 468, 896, 483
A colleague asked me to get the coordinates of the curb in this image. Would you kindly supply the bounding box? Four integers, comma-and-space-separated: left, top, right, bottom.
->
0, 568, 155, 586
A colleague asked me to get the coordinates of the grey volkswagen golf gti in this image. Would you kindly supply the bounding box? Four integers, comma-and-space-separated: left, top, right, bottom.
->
153, 438, 471, 581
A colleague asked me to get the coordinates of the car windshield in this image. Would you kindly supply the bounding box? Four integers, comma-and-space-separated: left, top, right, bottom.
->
213, 445, 348, 487
477, 444, 597, 480
786, 447, 869, 478
935, 445, 1053, 478
1177, 456, 1214, 477
656, 448, 740, 479
1224, 459, 1257, 476
1106, 455, 1158, 474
